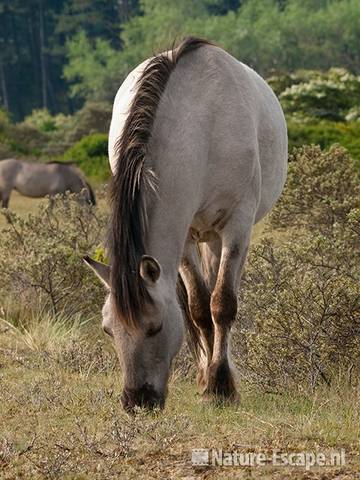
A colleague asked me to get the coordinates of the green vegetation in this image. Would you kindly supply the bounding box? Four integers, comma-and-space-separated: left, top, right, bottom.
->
1, 0, 360, 119
64, 134, 110, 181
0, 2, 359, 477
268, 68, 360, 166
0, 145, 359, 477
287, 120, 360, 168
270, 68, 360, 122
1, 1, 360, 180
0, 194, 108, 317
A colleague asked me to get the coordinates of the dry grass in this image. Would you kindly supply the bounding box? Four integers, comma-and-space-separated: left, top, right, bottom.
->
0, 313, 359, 480
0, 187, 358, 479
0, 190, 109, 229
0, 192, 46, 228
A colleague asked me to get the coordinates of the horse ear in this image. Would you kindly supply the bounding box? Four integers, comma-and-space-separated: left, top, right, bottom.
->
140, 255, 161, 285
83, 256, 110, 288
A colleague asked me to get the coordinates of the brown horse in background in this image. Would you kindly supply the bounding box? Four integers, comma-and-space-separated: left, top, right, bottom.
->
0, 159, 95, 208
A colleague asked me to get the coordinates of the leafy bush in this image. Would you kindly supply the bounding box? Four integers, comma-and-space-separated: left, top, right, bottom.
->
0, 108, 11, 129
22, 109, 70, 133
0, 102, 112, 162
268, 68, 360, 165
43, 102, 112, 157
0, 143, 14, 158
0, 194, 108, 317
65, 102, 112, 144
287, 120, 360, 167
238, 227, 359, 392
279, 68, 360, 121
63, 133, 110, 181
270, 145, 360, 232
7, 123, 49, 156
0, 125, 46, 158
236, 145, 360, 392
0, 108, 48, 157
0, 110, 14, 158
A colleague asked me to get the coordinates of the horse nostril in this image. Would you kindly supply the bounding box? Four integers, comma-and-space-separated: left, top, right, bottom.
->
121, 384, 165, 411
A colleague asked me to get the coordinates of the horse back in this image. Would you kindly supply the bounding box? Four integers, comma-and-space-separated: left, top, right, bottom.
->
146, 44, 287, 221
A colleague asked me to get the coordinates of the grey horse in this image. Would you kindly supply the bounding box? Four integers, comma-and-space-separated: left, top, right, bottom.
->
0, 159, 95, 208
85, 37, 287, 411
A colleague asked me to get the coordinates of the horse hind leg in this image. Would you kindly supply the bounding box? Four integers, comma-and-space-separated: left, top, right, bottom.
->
179, 238, 221, 392
204, 222, 253, 402
0, 188, 11, 209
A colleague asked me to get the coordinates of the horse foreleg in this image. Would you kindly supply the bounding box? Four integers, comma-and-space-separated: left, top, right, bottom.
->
204, 225, 252, 402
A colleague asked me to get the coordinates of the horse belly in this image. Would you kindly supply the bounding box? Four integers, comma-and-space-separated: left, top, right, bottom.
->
15, 171, 57, 198
190, 197, 237, 242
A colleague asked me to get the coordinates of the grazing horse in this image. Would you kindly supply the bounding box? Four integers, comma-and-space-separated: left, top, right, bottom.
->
0, 159, 95, 208
84, 37, 287, 411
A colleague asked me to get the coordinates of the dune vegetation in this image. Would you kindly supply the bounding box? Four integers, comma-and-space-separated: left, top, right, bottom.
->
1, 1, 360, 478
0, 145, 359, 478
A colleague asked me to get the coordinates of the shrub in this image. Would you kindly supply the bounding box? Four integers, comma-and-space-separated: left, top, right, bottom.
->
238, 226, 359, 392
63, 133, 110, 182
44, 102, 112, 156
269, 145, 360, 232
22, 109, 59, 133
235, 145, 360, 392
287, 120, 360, 166
0, 108, 11, 129
269, 68, 360, 166
0, 102, 113, 160
279, 68, 360, 122
0, 110, 14, 158
0, 193, 109, 317
66, 102, 112, 143
7, 123, 49, 156
0, 108, 47, 158
0, 142, 14, 158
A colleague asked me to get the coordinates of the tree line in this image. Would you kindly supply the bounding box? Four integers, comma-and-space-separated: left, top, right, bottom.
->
1, 0, 359, 120
0, 0, 138, 118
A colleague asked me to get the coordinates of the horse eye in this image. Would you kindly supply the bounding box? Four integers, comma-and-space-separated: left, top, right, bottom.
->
146, 323, 163, 337
103, 325, 114, 338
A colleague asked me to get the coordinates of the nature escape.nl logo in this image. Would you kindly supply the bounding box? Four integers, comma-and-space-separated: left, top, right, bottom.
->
191, 448, 346, 470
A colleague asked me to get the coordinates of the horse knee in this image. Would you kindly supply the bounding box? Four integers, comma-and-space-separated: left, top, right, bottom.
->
210, 286, 237, 328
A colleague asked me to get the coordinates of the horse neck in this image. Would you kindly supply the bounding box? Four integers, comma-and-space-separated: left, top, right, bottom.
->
145, 202, 189, 284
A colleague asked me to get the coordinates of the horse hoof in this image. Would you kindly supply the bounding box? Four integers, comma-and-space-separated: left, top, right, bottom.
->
199, 359, 240, 405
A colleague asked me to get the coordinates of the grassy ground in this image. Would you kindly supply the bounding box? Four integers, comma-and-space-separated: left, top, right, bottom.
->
1, 193, 358, 479
0, 191, 108, 229
0, 192, 46, 228
1, 312, 359, 480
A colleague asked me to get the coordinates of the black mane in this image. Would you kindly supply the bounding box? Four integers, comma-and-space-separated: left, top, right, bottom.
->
109, 37, 212, 329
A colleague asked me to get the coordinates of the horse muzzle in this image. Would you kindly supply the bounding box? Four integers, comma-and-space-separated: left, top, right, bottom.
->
121, 383, 165, 411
